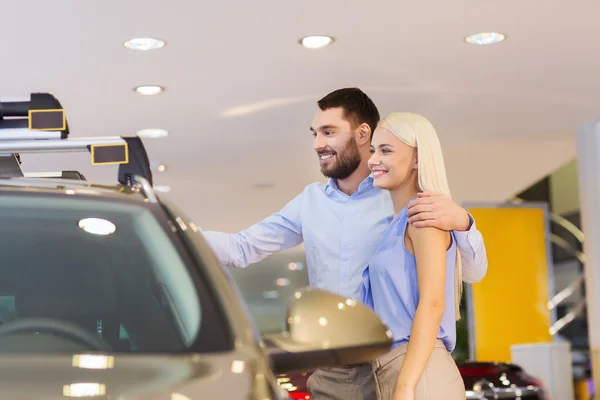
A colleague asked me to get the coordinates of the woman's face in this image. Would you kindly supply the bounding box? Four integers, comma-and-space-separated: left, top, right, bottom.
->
368, 127, 417, 191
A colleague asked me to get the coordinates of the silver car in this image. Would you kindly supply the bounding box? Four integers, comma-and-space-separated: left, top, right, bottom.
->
0, 177, 393, 399
0, 96, 393, 399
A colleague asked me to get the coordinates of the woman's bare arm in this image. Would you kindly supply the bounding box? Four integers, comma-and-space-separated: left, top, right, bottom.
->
395, 225, 449, 393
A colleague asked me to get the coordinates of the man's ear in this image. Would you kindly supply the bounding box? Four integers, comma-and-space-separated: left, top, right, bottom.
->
357, 123, 371, 145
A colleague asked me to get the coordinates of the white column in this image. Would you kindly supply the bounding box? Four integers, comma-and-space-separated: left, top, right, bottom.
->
575, 120, 600, 390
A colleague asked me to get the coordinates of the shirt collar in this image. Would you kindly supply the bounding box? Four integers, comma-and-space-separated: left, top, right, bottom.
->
325, 175, 375, 198
359, 174, 375, 192
324, 178, 339, 196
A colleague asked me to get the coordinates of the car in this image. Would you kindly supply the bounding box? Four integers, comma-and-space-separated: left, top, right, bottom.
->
459, 361, 549, 399
0, 93, 395, 399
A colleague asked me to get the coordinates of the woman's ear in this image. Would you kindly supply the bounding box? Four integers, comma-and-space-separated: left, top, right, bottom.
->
412, 150, 419, 170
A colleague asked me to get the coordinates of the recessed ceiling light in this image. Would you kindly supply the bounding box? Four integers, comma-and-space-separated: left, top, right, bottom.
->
137, 128, 169, 139
171, 394, 192, 400
150, 161, 168, 172
156, 163, 168, 173
300, 35, 334, 49
464, 32, 506, 45
124, 37, 166, 51
134, 85, 164, 95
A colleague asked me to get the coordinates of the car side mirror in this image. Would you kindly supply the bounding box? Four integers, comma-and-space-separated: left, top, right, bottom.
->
264, 288, 393, 375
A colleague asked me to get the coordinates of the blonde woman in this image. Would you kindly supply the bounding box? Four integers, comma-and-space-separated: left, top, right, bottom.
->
361, 112, 466, 400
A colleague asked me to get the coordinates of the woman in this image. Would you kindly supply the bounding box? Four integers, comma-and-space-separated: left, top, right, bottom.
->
361, 112, 466, 400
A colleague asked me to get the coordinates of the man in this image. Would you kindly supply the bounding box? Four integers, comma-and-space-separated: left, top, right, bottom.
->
201, 88, 487, 399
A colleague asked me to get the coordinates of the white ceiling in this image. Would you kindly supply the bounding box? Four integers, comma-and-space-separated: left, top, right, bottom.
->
2, 0, 599, 237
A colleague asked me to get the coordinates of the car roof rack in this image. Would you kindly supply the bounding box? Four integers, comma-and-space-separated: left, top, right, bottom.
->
0, 92, 69, 140
0, 93, 155, 196
23, 171, 87, 181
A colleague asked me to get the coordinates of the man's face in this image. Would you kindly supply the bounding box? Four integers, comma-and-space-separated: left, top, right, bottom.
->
310, 107, 361, 180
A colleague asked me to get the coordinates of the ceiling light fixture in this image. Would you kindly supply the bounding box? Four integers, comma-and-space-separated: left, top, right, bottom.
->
134, 85, 164, 95
156, 164, 168, 173
150, 161, 169, 173
137, 128, 169, 139
464, 32, 506, 45
300, 35, 334, 49
171, 394, 192, 400
124, 37, 166, 51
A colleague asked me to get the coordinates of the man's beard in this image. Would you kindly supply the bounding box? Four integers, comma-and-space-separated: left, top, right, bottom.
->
320, 137, 361, 180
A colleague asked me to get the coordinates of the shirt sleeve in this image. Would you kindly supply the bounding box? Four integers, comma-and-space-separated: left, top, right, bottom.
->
199, 191, 305, 268
454, 214, 488, 283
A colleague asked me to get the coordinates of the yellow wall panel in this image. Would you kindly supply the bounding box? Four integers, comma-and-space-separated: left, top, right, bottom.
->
466, 205, 553, 362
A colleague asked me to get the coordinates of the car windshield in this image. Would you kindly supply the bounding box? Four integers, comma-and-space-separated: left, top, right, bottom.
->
0, 192, 229, 354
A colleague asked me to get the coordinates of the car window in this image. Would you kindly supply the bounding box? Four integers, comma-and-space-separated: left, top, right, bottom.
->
0, 192, 228, 354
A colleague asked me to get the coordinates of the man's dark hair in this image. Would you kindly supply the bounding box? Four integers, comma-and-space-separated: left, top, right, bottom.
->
317, 88, 380, 137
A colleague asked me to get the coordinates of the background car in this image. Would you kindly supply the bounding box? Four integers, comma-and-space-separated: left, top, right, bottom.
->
459, 361, 548, 399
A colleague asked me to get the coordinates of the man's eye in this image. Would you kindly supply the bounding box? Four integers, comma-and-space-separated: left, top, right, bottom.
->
324, 131, 334, 136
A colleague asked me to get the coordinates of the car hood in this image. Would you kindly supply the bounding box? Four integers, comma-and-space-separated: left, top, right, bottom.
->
0, 351, 262, 400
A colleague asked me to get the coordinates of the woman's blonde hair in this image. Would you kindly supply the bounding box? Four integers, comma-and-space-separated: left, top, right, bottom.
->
378, 112, 463, 320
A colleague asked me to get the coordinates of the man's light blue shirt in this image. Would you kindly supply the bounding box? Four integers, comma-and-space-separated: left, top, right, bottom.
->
202, 176, 487, 300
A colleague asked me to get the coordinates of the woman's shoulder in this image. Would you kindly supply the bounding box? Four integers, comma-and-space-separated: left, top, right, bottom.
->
405, 223, 452, 249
